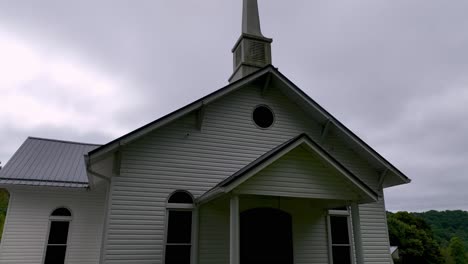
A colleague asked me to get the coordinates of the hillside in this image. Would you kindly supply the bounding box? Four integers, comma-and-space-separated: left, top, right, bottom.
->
413, 210, 468, 248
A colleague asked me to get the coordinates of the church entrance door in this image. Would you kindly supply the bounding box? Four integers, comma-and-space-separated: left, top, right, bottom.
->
240, 208, 294, 264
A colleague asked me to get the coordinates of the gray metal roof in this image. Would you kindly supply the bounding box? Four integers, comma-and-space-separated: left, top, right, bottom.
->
0, 137, 100, 188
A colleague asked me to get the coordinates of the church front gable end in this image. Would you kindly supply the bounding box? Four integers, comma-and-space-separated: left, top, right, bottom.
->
118, 79, 381, 199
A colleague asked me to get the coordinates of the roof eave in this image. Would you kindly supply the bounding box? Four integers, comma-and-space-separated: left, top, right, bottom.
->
0, 181, 89, 189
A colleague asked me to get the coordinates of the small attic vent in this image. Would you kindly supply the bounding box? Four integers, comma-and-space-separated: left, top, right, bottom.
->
249, 41, 266, 64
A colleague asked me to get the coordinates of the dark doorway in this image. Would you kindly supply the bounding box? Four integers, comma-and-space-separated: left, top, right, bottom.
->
240, 208, 294, 264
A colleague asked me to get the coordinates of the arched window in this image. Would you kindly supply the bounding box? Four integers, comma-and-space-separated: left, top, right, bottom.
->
165, 191, 194, 264
168, 191, 193, 204
44, 207, 72, 264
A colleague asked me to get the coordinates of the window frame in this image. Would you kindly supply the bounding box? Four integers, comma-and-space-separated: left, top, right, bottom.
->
327, 207, 355, 264
251, 104, 275, 129
42, 207, 72, 264
164, 191, 196, 264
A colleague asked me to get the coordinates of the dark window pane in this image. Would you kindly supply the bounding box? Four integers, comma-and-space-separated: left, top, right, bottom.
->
332, 206, 348, 211
44, 245, 67, 264
332, 246, 351, 264
51, 208, 71, 217
253, 106, 274, 128
330, 216, 349, 244
165, 245, 191, 264
168, 192, 193, 204
167, 211, 192, 243
48, 221, 70, 244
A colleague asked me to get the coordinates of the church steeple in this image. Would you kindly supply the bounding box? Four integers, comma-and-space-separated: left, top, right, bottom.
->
242, 0, 263, 36
229, 0, 272, 83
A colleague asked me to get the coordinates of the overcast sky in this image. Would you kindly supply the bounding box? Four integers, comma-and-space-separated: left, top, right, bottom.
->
0, 0, 467, 212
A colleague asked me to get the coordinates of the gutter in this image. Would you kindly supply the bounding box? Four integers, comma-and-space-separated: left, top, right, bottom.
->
84, 154, 111, 186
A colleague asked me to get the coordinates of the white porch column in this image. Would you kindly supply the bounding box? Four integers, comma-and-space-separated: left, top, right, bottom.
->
191, 207, 199, 264
351, 203, 364, 264
230, 195, 240, 264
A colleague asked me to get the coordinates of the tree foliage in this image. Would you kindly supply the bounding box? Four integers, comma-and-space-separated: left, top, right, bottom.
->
0, 189, 9, 241
387, 211, 444, 264
413, 210, 468, 249
449, 237, 467, 264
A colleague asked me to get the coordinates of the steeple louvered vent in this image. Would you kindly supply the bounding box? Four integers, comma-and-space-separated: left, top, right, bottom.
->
235, 45, 242, 67
248, 41, 266, 64
229, 0, 273, 82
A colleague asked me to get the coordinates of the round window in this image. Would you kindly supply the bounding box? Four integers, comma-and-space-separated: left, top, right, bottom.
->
253, 105, 274, 128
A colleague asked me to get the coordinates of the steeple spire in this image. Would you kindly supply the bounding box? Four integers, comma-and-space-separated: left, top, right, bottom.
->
229, 0, 272, 83
242, 0, 263, 37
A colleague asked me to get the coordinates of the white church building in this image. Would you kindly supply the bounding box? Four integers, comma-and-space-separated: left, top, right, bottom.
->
0, 1, 410, 263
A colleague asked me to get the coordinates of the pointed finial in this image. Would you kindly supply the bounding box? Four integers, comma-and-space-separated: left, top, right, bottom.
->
242, 0, 264, 37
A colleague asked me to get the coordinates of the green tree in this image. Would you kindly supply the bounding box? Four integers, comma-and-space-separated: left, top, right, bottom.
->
414, 210, 468, 249
449, 236, 467, 264
387, 212, 444, 264
0, 189, 9, 241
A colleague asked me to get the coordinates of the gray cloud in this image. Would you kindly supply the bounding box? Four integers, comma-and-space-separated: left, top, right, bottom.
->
0, 0, 467, 211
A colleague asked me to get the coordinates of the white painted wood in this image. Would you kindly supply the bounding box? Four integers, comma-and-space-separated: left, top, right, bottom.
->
287, 200, 329, 264
240, 197, 330, 264
359, 197, 393, 264
99, 181, 112, 264
103, 84, 386, 263
191, 208, 199, 264
326, 214, 333, 264
351, 203, 364, 264
198, 198, 230, 264
199, 196, 330, 264
236, 147, 359, 200
229, 195, 239, 264
0, 186, 106, 264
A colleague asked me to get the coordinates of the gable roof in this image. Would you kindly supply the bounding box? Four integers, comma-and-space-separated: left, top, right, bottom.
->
88, 65, 410, 188
197, 133, 379, 204
0, 137, 100, 188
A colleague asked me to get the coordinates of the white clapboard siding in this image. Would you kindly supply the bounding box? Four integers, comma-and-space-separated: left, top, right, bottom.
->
359, 197, 392, 264
236, 147, 359, 200
199, 196, 329, 264
104, 84, 386, 263
292, 206, 329, 264
0, 186, 106, 264
198, 198, 230, 264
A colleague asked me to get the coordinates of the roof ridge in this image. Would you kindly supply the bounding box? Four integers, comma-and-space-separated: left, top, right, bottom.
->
28, 137, 102, 147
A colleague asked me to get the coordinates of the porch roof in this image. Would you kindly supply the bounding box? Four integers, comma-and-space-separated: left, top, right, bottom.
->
197, 133, 379, 204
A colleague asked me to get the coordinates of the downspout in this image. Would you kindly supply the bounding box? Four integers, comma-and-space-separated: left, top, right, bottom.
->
84, 155, 111, 184
84, 154, 112, 264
